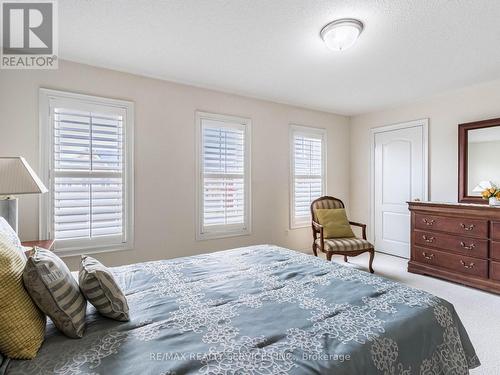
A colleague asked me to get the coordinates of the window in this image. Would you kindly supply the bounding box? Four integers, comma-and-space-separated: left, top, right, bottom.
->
39, 89, 134, 255
290, 125, 326, 228
196, 111, 251, 239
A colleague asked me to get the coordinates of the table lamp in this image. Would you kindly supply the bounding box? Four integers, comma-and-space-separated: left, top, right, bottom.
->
0, 157, 48, 233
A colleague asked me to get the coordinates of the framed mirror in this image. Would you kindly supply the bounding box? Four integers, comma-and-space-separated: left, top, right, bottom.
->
459, 117, 500, 203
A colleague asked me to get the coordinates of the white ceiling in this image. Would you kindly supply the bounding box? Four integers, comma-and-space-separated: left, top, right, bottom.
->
59, 0, 500, 116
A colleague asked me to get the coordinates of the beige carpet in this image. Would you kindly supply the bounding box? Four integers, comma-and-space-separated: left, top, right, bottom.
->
312, 251, 500, 375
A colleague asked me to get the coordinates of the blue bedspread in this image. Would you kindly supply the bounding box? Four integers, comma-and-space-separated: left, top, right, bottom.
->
5, 245, 479, 374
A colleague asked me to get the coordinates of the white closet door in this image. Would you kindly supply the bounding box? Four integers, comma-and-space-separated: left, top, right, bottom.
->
373, 120, 428, 258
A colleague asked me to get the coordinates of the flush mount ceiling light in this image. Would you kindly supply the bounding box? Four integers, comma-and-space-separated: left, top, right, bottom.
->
320, 18, 364, 51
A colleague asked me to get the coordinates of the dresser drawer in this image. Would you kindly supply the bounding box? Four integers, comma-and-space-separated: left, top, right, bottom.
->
490, 222, 500, 241
491, 261, 500, 282
491, 242, 500, 261
414, 230, 488, 258
414, 213, 488, 238
414, 246, 488, 278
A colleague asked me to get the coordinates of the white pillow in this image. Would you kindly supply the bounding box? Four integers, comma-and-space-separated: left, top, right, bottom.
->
0, 217, 25, 260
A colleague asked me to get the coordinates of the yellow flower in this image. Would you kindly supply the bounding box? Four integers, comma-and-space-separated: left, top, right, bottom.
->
490, 188, 496, 194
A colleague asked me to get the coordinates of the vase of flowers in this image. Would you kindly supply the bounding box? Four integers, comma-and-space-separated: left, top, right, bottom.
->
489, 196, 500, 206
474, 181, 500, 206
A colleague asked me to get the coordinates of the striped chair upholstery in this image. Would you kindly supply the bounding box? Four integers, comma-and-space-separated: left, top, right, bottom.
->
316, 237, 373, 252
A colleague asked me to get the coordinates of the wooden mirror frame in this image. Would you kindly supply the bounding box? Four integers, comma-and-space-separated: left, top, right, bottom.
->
458, 117, 500, 204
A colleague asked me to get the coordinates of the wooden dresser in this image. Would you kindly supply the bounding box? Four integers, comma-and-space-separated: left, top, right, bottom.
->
408, 201, 500, 294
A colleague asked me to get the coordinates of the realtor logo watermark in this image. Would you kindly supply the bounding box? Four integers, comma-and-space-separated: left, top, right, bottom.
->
1, 0, 58, 69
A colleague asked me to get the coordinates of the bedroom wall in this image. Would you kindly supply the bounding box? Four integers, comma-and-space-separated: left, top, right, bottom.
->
0, 60, 350, 270
349, 79, 500, 241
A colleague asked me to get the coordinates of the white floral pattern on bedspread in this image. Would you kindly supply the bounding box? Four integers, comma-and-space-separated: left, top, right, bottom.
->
5, 245, 479, 375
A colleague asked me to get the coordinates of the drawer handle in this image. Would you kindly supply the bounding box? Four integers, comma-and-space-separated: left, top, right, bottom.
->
422, 235, 435, 243
422, 252, 434, 260
460, 242, 475, 250
460, 223, 475, 231
423, 218, 435, 226
460, 260, 475, 269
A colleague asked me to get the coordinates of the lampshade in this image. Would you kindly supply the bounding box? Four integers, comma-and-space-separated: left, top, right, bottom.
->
0, 157, 48, 195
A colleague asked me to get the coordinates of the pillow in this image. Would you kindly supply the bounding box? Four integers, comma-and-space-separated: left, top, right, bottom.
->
0, 217, 26, 260
23, 248, 87, 338
0, 233, 46, 359
79, 255, 129, 321
0, 353, 5, 373
314, 208, 355, 238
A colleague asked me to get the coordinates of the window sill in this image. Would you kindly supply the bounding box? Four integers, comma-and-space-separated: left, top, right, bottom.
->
196, 229, 251, 241
53, 242, 134, 258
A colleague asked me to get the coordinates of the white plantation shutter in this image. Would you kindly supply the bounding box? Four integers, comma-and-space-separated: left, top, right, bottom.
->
197, 113, 251, 239
53, 108, 124, 240
40, 90, 134, 254
291, 126, 326, 227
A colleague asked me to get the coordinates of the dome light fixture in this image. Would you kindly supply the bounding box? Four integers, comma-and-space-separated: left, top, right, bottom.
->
320, 18, 364, 51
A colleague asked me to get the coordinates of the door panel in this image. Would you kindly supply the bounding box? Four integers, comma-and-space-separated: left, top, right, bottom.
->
374, 124, 427, 258
382, 140, 411, 204
382, 212, 409, 243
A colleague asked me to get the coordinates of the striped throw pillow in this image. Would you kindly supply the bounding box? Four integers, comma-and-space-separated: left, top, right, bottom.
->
23, 248, 87, 338
79, 256, 129, 321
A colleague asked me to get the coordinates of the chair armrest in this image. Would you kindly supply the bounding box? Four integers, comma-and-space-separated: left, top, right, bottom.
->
349, 221, 366, 228
349, 221, 367, 240
312, 221, 323, 232
312, 221, 325, 249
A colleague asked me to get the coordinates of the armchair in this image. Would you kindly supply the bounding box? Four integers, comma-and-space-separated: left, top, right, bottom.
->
311, 196, 375, 273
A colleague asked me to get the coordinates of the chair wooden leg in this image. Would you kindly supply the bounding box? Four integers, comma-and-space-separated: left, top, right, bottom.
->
344, 255, 348, 262
368, 249, 375, 273
312, 243, 318, 257
326, 252, 332, 261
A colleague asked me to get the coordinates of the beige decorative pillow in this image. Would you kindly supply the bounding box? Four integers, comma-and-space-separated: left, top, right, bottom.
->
23, 248, 87, 338
0, 233, 46, 359
314, 208, 356, 238
79, 255, 129, 321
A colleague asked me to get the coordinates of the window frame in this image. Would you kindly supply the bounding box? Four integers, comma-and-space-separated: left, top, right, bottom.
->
195, 111, 252, 240
39, 88, 134, 256
289, 124, 327, 229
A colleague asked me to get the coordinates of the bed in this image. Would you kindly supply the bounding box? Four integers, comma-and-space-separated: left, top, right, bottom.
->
3, 245, 479, 374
